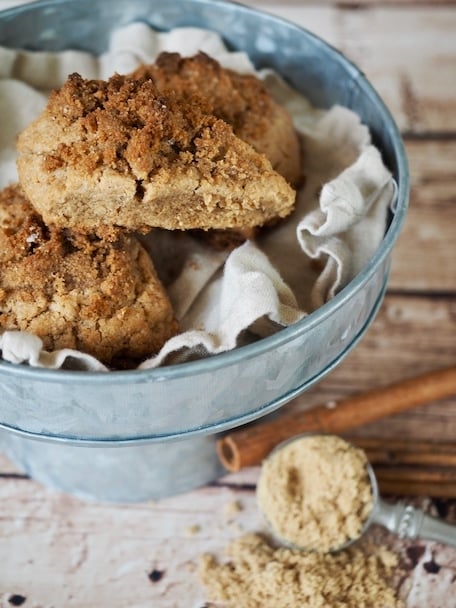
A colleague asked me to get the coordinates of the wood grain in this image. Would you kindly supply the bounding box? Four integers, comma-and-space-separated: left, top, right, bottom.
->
244, 2, 456, 133
390, 139, 456, 291
1, 455, 456, 608
292, 293, 455, 391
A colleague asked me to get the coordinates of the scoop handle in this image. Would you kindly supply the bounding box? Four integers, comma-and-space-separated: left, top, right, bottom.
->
374, 498, 456, 547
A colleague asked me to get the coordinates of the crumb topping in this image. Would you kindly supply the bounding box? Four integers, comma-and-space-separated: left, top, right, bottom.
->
42, 71, 266, 183
132, 51, 276, 143
17, 55, 297, 233
0, 185, 178, 365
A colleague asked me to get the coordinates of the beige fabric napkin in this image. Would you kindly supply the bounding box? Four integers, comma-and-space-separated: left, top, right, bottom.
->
0, 23, 395, 371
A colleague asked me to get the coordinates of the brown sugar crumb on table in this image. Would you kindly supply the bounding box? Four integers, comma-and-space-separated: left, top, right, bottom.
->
17, 69, 297, 234
198, 533, 404, 608
0, 184, 178, 366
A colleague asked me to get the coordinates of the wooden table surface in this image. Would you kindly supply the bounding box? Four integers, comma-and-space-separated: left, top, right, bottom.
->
0, 0, 455, 606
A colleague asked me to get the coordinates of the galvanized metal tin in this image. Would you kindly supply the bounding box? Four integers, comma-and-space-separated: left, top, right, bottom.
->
0, 0, 409, 501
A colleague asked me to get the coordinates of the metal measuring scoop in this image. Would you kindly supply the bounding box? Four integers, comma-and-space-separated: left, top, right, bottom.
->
258, 434, 456, 552
363, 460, 456, 549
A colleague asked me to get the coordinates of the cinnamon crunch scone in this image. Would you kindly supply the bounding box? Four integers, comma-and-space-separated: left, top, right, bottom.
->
132, 52, 302, 187
17, 72, 296, 233
0, 185, 178, 366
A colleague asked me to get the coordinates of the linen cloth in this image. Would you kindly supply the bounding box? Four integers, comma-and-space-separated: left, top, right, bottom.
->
0, 23, 395, 371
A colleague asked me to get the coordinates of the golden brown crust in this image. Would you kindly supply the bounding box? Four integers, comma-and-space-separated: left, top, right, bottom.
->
0, 184, 178, 366
17, 71, 296, 234
132, 52, 302, 186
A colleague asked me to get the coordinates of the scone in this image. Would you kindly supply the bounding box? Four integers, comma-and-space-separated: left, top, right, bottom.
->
0, 184, 178, 366
132, 52, 302, 187
17, 72, 296, 234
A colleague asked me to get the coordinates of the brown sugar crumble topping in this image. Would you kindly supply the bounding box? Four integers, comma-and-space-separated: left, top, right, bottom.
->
0, 184, 178, 366
18, 67, 296, 233
43, 72, 229, 179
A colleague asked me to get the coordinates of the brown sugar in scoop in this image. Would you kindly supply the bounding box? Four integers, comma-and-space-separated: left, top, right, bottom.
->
256, 434, 374, 553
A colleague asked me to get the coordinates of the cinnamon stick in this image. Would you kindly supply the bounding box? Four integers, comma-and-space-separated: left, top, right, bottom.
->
216, 366, 456, 472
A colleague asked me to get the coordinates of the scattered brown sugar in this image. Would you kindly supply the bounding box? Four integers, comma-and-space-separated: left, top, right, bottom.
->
17, 70, 296, 234
224, 500, 243, 518
256, 434, 374, 552
0, 184, 178, 366
184, 524, 201, 537
132, 52, 302, 187
198, 532, 404, 608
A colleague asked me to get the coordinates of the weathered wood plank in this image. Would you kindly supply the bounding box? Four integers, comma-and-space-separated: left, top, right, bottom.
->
244, 2, 456, 133
390, 212, 456, 292
389, 139, 456, 291
338, 7, 456, 133
0, 454, 455, 607
278, 293, 456, 442
302, 293, 455, 392
0, 475, 258, 607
